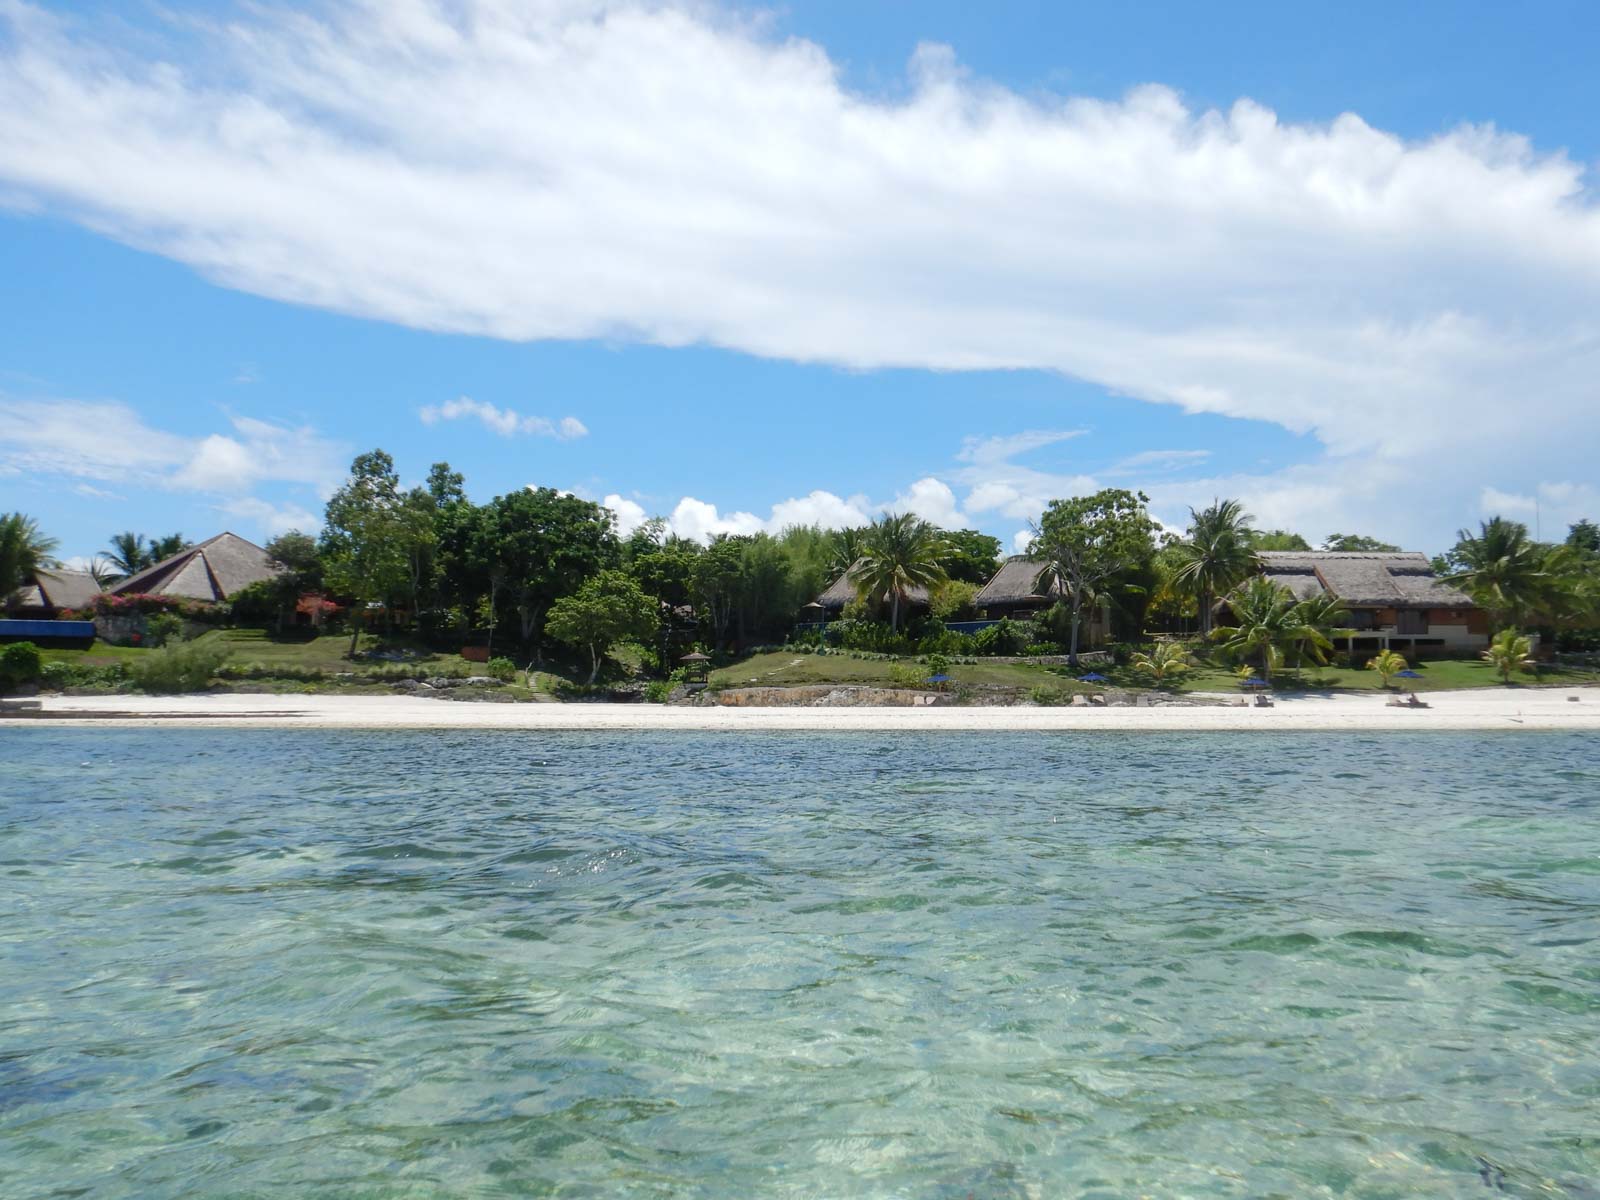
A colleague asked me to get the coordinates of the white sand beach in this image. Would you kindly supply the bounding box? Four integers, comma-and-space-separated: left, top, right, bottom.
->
8, 688, 1600, 731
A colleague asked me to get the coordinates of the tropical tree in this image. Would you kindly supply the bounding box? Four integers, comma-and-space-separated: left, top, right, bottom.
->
1443, 517, 1556, 631
1033, 489, 1157, 665
1366, 648, 1407, 689
0, 513, 59, 601
321, 450, 412, 655
1567, 519, 1600, 554
827, 526, 869, 576
940, 529, 1004, 585
479, 487, 620, 652
1286, 592, 1351, 666
1323, 533, 1400, 552
1481, 629, 1536, 684
1211, 577, 1335, 681
852, 513, 948, 634
1249, 529, 1312, 551
105, 531, 149, 577
148, 533, 189, 563
544, 570, 660, 683
1130, 641, 1193, 685
1171, 499, 1258, 636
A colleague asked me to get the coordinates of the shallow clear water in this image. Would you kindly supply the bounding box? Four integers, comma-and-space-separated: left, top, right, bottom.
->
2, 729, 1598, 1198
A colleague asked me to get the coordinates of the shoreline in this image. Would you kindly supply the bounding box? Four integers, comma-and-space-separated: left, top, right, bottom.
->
5, 687, 1599, 731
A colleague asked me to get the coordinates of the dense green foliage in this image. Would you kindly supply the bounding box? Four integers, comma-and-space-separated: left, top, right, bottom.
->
1212, 577, 1337, 680
544, 570, 659, 682
852, 513, 949, 633
1032, 489, 1157, 664
128, 641, 231, 693
0, 640, 43, 689
1, 513, 58, 602
1171, 499, 1258, 636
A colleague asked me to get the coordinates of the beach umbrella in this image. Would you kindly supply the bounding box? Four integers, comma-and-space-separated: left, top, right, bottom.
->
1396, 669, 1423, 678
1078, 672, 1108, 683
925, 673, 951, 684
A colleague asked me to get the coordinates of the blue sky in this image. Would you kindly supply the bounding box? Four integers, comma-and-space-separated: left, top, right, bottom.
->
2, 0, 1598, 564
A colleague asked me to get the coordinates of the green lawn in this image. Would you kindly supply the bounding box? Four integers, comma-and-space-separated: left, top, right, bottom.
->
1102, 657, 1600, 694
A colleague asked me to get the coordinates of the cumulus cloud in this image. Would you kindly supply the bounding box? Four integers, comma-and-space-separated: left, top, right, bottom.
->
3, 1, 1599, 540
420, 396, 588, 439
1479, 482, 1600, 539
0, 394, 343, 542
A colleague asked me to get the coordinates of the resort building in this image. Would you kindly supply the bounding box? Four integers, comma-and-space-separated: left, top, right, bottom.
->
814, 560, 934, 619
110, 532, 283, 603
1253, 551, 1487, 656
4, 567, 101, 618
973, 556, 1110, 644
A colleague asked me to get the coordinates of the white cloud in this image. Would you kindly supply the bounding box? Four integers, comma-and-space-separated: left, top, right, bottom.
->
601, 492, 649, 536
217, 496, 321, 536
419, 396, 588, 439
0, 394, 343, 544
1479, 481, 1600, 539
4, 2, 1600, 542
1108, 448, 1212, 474
889, 476, 966, 528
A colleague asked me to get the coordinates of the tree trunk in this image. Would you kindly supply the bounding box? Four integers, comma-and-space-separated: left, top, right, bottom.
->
1199, 586, 1212, 636
891, 591, 900, 634
1068, 593, 1082, 668
587, 644, 599, 684
347, 610, 361, 658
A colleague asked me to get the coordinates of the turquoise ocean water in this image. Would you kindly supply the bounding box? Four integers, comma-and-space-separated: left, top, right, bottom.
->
2, 729, 1597, 1198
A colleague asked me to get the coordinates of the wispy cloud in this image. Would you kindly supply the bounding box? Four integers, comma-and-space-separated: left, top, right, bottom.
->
1106, 448, 1212, 475
419, 396, 588, 440
3, 2, 1599, 543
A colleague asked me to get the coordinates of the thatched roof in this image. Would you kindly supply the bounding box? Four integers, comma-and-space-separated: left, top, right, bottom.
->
973, 556, 1064, 607
111, 532, 282, 602
1256, 551, 1473, 609
9, 568, 102, 612
816, 559, 935, 611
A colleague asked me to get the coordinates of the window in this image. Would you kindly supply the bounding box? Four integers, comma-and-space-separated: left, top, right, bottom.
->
1396, 610, 1428, 635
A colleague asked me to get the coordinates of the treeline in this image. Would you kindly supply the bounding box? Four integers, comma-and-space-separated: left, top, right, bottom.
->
8, 453, 1600, 679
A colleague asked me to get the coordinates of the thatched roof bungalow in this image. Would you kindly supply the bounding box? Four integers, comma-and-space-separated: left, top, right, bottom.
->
1248, 551, 1486, 654
973, 556, 1067, 619
814, 559, 934, 615
5, 567, 102, 617
110, 532, 282, 603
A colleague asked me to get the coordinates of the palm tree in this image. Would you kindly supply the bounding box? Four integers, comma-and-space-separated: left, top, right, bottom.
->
828, 526, 868, 576
1443, 518, 1554, 631
1288, 592, 1351, 667
1130, 640, 1193, 685
852, 513, 947, 633
1172, 499, 1259, 635
105, 532, 150, 578
148, 533, 189, 563
0, 513, 60, 601
1211, 577, 1334, 681
1482, 629, 1536, 684
1366, 648, 1407, 688
84, 555, 120, 590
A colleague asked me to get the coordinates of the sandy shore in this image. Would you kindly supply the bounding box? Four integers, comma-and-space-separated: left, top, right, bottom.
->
5, 687, 1599, 731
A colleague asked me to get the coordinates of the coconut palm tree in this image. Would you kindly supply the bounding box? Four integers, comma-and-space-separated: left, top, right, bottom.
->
1211, 576, 1334, 681
105, 532, 151, 578
1130, 640, 1193, 685
1366, 648, 1407, 688
0, 513, 60, 601
852, 513, 948, 634
1287, 592, 1352, 667
1443, 518, 1555, 632
1482, 629, 1536, 684
1172, 499, 1259, 635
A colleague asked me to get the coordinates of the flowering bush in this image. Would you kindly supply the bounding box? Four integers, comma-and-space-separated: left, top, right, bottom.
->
83, 593, 229, 623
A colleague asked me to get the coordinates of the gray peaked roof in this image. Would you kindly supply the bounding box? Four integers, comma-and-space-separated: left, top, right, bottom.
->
1256, 551, 1473, 609
110, 532, 282, 602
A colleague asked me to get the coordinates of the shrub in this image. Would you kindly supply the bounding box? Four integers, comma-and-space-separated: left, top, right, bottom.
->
40, 661, 73, 689
973, 619, 1030, 656
1028, 684, 1070, 706
916, 628, 973, 657
129, 642, 231, 693
1022, 642, 1060, 657
644, 679, 672, 704
887, 664, 926, 688
930, 579, 979, 621
87, 593, 229, 624
0, 641, 43, 689
485, 656, 519, 683
144, 612, 186, 647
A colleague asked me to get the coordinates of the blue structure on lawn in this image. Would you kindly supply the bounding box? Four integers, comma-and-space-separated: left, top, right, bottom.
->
0, 619, 96, 648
